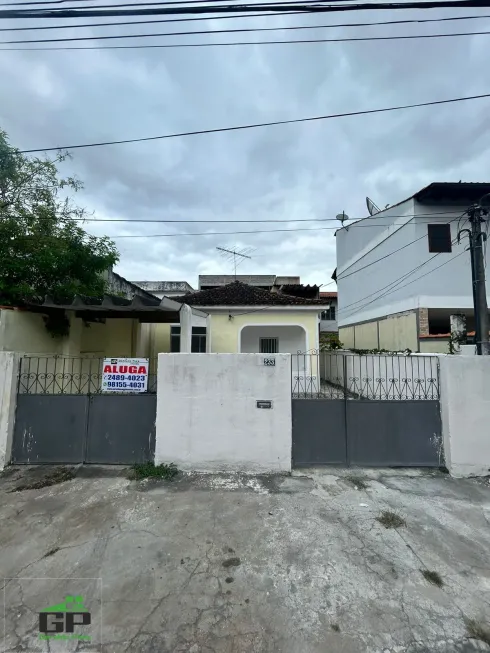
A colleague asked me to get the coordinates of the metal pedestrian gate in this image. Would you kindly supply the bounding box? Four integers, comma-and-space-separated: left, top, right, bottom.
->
291, 352, 443, 467
12, 356, 157, 464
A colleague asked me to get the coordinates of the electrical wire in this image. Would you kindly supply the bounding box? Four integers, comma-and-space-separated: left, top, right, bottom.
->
340, 249, 466, 318
1, 11, 487, 32
3, 0, 490, 20
339, 231, 464, 317
0, 220, 467, 241
5, 26, 490, 46
336, 233, 428, 281
0, 209, 463, 224
86, 224, 462, 238
337, 218, 464, 314
17, 91, 490, 154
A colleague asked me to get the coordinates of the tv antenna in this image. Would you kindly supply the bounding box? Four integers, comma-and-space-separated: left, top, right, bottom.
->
366, 197, 381, 216
216, 246, 253, 279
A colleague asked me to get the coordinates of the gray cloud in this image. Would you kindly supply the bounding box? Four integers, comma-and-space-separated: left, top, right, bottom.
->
1, 5, 490, 288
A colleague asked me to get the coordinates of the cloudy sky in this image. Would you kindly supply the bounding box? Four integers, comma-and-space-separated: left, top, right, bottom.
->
1, 1, 490, 289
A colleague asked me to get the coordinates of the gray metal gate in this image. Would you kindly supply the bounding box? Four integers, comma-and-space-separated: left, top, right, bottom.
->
11, 356, 157, 465
292, 352, 443, 467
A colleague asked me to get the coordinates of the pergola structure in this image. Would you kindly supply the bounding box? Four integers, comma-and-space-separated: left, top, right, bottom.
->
26, 293, 209, 353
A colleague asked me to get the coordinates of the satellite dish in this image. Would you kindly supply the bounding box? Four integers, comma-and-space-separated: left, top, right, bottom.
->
336, 211, 350, 225
366, 197, 380, 216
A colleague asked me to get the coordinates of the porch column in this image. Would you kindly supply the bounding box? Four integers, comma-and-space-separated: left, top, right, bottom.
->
206, 315, 212, 353
179, 304, 192, 352
61, 313, 83, 356
135, 322, 151, 357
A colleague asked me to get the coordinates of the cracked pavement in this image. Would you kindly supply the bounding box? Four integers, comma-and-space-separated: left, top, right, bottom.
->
0, 466, 489, 653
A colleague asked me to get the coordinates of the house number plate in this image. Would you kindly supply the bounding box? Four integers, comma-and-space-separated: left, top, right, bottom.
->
263, 358, 276, 366
256, 400, 273, 409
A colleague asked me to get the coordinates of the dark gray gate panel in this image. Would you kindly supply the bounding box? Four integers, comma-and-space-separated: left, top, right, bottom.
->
86, 395, 156, 464
12, 395, 88, 463
346, 400, 442, 467
292, 399, 347, 466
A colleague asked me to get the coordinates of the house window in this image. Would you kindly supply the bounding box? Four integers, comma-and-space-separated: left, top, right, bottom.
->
427, 224, 452, 253
321, 306, 336, 321
170, 326, 207, 353
260, 337, 278, 354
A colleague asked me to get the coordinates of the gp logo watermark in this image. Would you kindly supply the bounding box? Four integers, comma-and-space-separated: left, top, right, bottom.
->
38, 595, 91, 641
3, 577, 102, 652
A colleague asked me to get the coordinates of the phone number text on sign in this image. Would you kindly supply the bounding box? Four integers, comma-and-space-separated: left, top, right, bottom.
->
101, 357, 149, 393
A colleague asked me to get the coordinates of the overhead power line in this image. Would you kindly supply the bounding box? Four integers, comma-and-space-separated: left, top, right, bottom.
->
340, 249, 466, 318
17, 91, 490, 154
337, 215, 465, 315
2, 11, 488, 32
6, 11, 490, 35
5, 26, 490, 46
3, 0, 490, 20
6, 28, 490, 49
336, 233, 428, 282
2, 210, 460, 224
0, 9, 307, 28
101, 220, 470, 237
338, 226, 464, 316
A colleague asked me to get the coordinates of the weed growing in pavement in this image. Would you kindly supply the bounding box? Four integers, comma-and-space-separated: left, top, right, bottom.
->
129, 462, 178, 481
376, 510, 406, 529
421, 569, 443, 587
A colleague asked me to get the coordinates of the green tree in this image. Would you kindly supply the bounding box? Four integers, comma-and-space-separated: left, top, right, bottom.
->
0, 129, 119, 304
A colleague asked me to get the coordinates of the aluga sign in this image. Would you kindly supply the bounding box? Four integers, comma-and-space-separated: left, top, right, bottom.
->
101, 357, 149, 393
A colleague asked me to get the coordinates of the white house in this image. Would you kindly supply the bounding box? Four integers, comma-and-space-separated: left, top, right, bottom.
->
335, 182, 490, 353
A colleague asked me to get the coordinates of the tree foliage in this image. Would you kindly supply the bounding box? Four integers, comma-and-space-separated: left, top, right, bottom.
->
0, 130, 119, 305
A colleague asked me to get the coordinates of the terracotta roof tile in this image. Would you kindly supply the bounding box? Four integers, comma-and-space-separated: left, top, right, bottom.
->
175, 281, 327, 306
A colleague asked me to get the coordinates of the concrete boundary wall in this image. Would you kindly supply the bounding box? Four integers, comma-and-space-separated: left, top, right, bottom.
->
155, 353, 292, 473
439, 356, 490, 477
0, 352, 20, 470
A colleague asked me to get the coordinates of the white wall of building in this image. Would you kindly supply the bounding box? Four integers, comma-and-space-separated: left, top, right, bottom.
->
439, 356, 490, 477
155, 353, 292, 473
336, 200, 487, 327
240, 325, 306, 354
0, 352, 20, 470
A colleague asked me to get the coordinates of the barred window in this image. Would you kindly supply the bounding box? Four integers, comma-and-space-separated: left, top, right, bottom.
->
259, 337, 278, 354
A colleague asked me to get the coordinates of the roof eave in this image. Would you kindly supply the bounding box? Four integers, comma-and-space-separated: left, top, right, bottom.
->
181, 304, 331, 311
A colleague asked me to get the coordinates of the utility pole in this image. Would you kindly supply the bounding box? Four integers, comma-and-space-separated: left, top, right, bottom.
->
462, 201, 490, 355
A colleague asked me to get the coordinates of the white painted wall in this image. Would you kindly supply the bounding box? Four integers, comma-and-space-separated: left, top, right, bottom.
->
336, 199, 487, 327
0, 352, 19, 470
240, 325, 306, 354
439, 356, 490, 477
155, 353, 292, 473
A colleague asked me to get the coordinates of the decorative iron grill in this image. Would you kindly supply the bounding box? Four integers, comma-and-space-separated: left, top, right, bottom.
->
18, 356, 158, 395
292, 351, 440, 400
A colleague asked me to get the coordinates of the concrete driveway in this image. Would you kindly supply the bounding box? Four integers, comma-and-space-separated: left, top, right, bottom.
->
1, 466, 489, 653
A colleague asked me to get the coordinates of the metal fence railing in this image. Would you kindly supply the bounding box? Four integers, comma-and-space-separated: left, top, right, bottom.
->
292, 351, 440, 400
18, 356, 158, 395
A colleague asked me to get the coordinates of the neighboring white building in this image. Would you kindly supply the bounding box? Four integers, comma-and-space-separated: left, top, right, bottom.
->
319, 292, 338, 333
131, 281, 194, 299
335, 182, 490, 353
